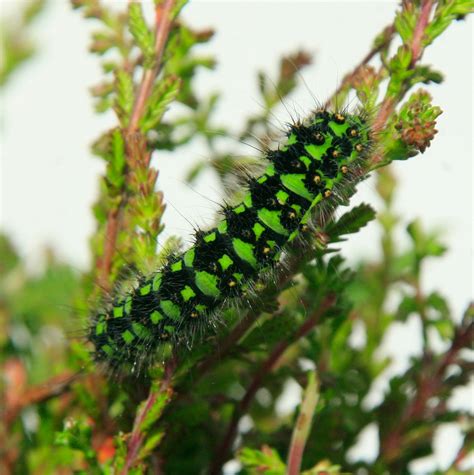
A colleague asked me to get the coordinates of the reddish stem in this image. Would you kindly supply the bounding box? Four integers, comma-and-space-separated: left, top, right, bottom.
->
97, 0, 176, 291
286, 371, 319, 475
120, 355, 177, 475
370, 0, 435, 164
128, 0, 175, 133
411, 0, 434, 66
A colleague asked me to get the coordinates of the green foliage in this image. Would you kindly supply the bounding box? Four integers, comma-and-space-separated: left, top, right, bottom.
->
1, 2, 473, 475
0, 0, 46, 86
128, 3, 155, 69
325, 204, 376, 240
238, 446, 287, 474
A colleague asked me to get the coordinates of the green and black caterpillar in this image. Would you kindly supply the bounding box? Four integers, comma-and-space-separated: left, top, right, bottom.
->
90, 110, 372, 370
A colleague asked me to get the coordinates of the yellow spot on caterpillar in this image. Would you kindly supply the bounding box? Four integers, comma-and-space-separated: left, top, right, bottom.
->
350, 128, 359, 137
341, 166, 348, 174
228, 279, 237, 287
355, 143, 363, 152
190, 311, 199, 318
288, 211, 296, 219
324, 190, 332, 198
332, 150, 340, 158
263, 247, 271, 254
334, 113, 345, 123
313, 175, 321, 184
314, 132, 324, 143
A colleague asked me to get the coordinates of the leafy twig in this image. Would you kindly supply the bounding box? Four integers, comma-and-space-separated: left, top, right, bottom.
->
120, 356, 176, 475
210, 295, 336, 475
381, 314, 474, 463
371, 0, 436, 138
99, 0, 178, 291
128, 0, 176, 132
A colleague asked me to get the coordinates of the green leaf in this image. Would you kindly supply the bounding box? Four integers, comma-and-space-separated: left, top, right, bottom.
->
386, 45, 414, 97
240, 313, 295, 352
425, 0, 474, 45
0, 233, 20, 275
407, 219, 447, 259
326, 203, 376, 239
128, 3, 155, 69
426, 291, 450, 320
430, 318, 454, 340
137, 430, 165, 461
238, 446, 286, 475
394, 4, 417, 44
410, 65, 444, 86
107, 129, 126, 190
139, 75, 181, 131
137, 389, 170, 433
396, 295, 418, 321
115, 69, 134, 126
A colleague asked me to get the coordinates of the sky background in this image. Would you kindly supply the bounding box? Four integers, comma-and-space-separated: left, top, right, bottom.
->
0, 1, 472, 472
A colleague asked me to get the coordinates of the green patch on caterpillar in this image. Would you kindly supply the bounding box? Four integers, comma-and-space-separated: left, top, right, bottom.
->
89, 109, 373, 372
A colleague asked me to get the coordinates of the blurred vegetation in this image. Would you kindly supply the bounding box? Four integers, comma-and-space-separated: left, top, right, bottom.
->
0, 0, 46, 86
1, 1, 473, 474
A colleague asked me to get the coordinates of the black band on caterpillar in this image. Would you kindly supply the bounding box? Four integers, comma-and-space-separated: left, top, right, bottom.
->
89, 110, 372, 371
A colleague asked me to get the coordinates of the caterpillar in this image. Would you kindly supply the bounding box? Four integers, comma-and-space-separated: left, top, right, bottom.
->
90, 110, 372, 371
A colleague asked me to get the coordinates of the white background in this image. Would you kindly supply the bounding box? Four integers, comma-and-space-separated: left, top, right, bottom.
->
0, 1, 472, 473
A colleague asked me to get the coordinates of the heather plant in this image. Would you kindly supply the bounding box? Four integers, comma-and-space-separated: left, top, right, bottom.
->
1, 1, 472, 474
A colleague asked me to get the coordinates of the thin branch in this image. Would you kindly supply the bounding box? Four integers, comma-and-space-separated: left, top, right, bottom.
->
411, 0, 434, 66
209, 294, 336, 475
128, 0, 175, 133
286, 371, 319, 475
98, 0, 177, 291
3, 369, 78, 426
120, 355, 177, 475
371, 0, 435, 141
323, 24, 395, 110
381, 319, 474, 463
